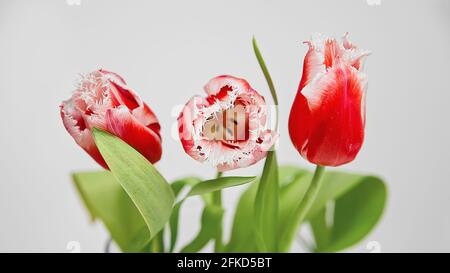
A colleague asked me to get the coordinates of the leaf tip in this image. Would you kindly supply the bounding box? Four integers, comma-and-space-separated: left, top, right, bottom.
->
252, 36, 258, 49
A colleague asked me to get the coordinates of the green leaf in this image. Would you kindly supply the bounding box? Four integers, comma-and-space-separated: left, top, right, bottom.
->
92, 128, 175, 241
169, 177, 202, 252
171, 177, 202, 197
309, 208, 330, 249
252, 36, 279, 130
276, 166, 387, 252
187, 176, 256, 197
169, 202, 183, 252
225, 166, 299, 252
185, 175, 257, 253
226, 180, 259, 252
227, 165, 387, 253
180, 205, 224, 253
278, 170, 312, 240
170, 176, 244, 253
309, 174, 387, 252
252, 36, 280, 252
149, 230, 165, 253
254, 151, 279, 252
72, 171, 151, 252
278, 165, 309, 186
306, 172, 385, 219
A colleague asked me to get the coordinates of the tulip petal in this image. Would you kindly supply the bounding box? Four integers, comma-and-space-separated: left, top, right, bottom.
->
178, 95, 207, 162
323, 38, 341, 69
288, 91, 311, 157
60, 101, 108, 169
301, 65, 367, 166
132, 103, 161, 137
299, 41, 326, 91
217, 130, 278, 171
299, 33, 371, 92
342, 32, 356, 50
203, 75, 250, 105
342, 49, 371, 71
108, 80, 142, 110
107, 76, 161, 138
99, 69, 127, 85
341, 33, 371, 71
106, 106, 162, 164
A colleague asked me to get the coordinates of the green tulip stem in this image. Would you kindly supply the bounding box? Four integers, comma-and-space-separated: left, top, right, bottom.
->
151, 233, 161, 253
252, 36, 279, 131
253, 36, 280, 252
281, 165, 325, 252
213, 171, 223, 252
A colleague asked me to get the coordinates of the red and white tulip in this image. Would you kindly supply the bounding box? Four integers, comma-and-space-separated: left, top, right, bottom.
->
60, 69, 162, 168
178, 75, 278, 171
289, 33, 370, 166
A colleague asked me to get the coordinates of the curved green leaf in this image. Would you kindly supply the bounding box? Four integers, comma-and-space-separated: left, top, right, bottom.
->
169, 177, 202, 252
180, 205, 224, 253
278, 166, 309, 186
187, 176, 256, 197
278, 170, 312, 238
72, 171, 150, 252
310, 174, 387, 252
225, 180, 259, 252
227, 165, 387, 253
254, 151, 279, 252
277, 167, 387, 252
226, 165, 306, 252
92, 128, 175, 241
171, 176, 249, 253
171, 177, 202, 197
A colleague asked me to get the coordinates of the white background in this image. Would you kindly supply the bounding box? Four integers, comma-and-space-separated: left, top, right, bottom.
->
0, 0, 449, 252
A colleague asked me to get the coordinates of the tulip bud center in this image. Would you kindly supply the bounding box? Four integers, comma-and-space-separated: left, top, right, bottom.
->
202, 104, 249, 142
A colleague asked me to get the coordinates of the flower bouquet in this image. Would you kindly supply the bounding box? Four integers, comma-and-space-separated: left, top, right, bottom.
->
60, 34, 386, 253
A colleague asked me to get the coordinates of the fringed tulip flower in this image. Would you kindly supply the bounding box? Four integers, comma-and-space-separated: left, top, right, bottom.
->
60, 69, 162, 168
289, 33, 370, 166
178, 75, 278, 171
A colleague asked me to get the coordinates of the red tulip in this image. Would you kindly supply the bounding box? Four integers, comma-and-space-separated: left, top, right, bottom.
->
60, 69, 162, 168
178, 75, 278, 171
289, 33, 370, 166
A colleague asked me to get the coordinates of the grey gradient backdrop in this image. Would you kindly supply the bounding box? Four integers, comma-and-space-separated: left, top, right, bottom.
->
0, 0, 449, 252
